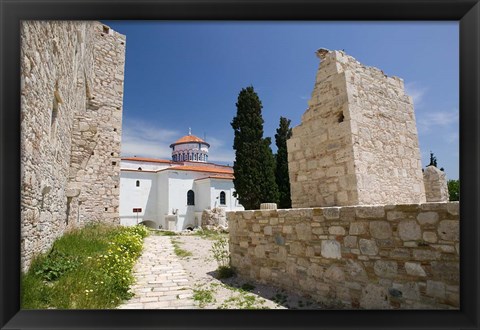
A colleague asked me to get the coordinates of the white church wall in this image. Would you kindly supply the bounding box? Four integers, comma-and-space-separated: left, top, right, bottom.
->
156, 171, 170, 229
195, 179, 212, 211
122, 159, 171, 171
209, 179, 244, 211
119, 171, 158, 227
167, 170, 205, 231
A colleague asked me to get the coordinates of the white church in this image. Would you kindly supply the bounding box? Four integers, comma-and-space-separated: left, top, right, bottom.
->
119, 131, 244, 231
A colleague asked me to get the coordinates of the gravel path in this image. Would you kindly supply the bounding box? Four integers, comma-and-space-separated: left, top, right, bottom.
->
118, 235, 196, 309
174, 233, 323, 309
120, 231, 323, 309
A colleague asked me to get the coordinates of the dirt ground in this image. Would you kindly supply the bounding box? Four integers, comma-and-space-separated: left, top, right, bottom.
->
171, 232, 323, 309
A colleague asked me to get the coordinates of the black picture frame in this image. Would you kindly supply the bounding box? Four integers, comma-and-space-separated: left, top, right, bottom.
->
1, 0, 479, 329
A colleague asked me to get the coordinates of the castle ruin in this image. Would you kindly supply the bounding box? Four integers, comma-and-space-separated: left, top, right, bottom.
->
229, 49, 459, 309
20, 21, 125, 270
287, 49, 426, 207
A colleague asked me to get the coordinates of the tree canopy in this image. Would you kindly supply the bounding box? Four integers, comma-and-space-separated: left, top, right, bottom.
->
275, 117, 292, 209
231, 86, 279, 210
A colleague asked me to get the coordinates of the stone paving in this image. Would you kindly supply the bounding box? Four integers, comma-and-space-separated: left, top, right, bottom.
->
118, 235, 196, 309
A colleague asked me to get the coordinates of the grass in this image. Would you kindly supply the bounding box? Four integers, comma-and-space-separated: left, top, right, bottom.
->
151, 230, 177, 236
193, 287, 216, 308
170, 238, 192, 258
21, 223, 149, 309
194, 228, 228, 240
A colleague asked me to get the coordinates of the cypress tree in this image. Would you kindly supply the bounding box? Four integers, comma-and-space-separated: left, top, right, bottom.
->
231, 86, 279, 210
275, 116, 292, 208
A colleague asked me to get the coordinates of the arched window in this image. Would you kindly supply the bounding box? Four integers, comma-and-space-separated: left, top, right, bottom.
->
136, 180, 140, 187
183, 153, 186, 161
220, 191, 226, 205
138, 167, 142, 171
187, 190, 195, 205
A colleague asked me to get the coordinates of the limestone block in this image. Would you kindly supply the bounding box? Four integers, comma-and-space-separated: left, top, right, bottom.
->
437, 220, 459, 241
360, 284, 390, 309
295, 222, 312, 240
349, 222, 368, 235
369, 221, 392, 239
359, 239, 378, 256
417, 212, 439, 225
374, 260, 398, 278
321, 240, 342, 259
344, 235, 358, 248
355, 206, 385, 219
422, 231, 438, 243
404, 262, 427, 277
328, 226, 346, 236
398, 220, 421, 241
426, 280, 446, 299
324, 264, 345, 282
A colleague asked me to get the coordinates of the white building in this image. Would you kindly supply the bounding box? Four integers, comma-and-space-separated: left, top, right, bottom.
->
119, 132, 243, 230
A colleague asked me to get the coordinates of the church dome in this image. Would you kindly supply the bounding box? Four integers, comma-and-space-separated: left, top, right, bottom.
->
169, 134, 210, 148
170, 129, 209, 162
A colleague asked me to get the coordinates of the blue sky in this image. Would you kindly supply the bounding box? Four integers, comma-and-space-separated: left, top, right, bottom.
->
104, 21, 459, 180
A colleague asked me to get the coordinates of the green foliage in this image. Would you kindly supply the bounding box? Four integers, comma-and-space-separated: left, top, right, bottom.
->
275, 116, 293, 209
193, 287, 216, 307
216, 266, 235, 279
448, 179, 460, 201
21, 224, 148, 309
211, 236, 230, 268
211, 236, 235, 278
231, 86, 279, 209
34, 250, 80, 281
194, 228, 227, 240
171, 238, 192, 258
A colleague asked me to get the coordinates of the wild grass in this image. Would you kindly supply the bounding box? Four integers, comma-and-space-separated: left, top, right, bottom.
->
21, 223, 149, 309
170, 238, 192, 258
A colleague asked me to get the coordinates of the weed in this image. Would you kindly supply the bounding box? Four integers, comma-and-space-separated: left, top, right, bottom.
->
216, 266, 235, 279
171, 238, 192, 258
211, 236, 230, 267
153, 230, 177, 236
21, 224, 148, 309
271, 292, 288, 305
193, 287, 216, 308
194, 229, 227, 240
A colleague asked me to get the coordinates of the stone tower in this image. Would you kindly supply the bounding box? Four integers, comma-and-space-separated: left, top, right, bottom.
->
20, 21, 126, 270
287, 49, 426, 207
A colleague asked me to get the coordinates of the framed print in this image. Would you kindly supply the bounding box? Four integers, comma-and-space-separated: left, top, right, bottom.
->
1, 0, 479, 329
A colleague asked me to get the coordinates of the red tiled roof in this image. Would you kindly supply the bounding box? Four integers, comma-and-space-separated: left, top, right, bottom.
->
166, 165, 233, 175
169, 134, 210, 148
121, 157, 172, 164
195, 175, 234, 181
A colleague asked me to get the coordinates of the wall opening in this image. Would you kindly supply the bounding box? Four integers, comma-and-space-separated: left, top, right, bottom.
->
187, 190, 195, 205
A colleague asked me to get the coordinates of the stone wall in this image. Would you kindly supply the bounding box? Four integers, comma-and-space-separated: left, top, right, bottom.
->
424, 166, 449, 202
287, 49, 425, 207
20, 21, 125, 270
228, 202, 459, 309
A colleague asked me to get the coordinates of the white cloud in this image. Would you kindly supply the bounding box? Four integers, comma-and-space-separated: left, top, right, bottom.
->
405, 82, 427, 109
417, 109, 458, 135
121, 119, 180, 159
121, 118, 236, 164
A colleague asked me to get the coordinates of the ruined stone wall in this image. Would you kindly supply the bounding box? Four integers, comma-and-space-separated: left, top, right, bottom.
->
228, 203, 459, 309
423, 166, 449, 202
287, 49, 425, 207
20, 21, 125, 270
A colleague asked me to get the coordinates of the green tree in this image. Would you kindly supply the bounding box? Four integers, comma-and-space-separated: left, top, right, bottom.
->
275, 117, 292, 209
428, 151, 438, 167
447, 179, 460, 201
231, 86, 279, 210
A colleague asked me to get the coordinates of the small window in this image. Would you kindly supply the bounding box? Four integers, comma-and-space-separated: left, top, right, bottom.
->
220, 191, 226, 205
187, 190, 195, 205
136, 180, 140, 187
138, 167, 142, 171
